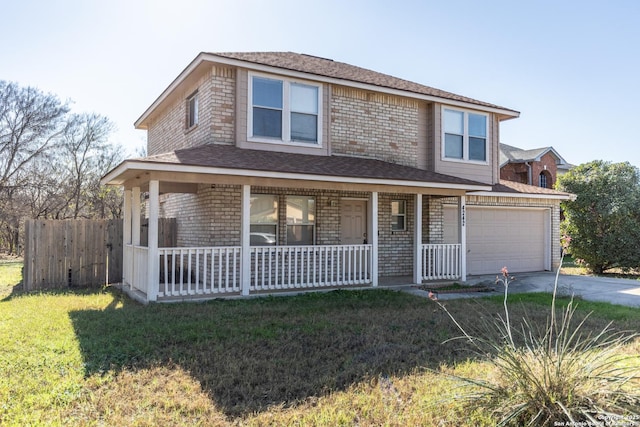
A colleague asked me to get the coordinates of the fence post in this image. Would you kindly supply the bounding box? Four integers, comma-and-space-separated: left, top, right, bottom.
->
23, 220, 33, 290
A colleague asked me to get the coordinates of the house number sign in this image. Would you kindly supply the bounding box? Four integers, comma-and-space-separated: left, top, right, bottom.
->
461, 205, 466, 227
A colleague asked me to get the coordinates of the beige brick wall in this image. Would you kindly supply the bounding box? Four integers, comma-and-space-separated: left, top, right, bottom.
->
145, 67, 429, 168
424, 196, 444, 244
140, 62, 564, 278
157, 187, 432, 278
147, 66, 236, 155
160, 184, 241, 247
377, 193, 415, 276
331, 86, 420, 167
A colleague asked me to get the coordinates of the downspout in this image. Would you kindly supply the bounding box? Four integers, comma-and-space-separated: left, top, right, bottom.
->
525, 161, 532, 185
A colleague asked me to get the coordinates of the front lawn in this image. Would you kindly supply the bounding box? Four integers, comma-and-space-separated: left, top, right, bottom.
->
0, 257, 22, 297
1, 264, 639, 426
561, 255, 640, 279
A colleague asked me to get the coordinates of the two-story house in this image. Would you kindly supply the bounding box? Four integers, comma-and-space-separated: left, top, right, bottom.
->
499, 143, 572, 189
102, 52, 572, 303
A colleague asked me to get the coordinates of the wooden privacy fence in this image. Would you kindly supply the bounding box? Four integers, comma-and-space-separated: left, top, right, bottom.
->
23, 218, 176, 290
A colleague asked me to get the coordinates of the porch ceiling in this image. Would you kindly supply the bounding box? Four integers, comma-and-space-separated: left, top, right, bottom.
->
102, 144, 493, 194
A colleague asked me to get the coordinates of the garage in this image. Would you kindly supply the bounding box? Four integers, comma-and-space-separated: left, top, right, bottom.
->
444, 206, 550, 275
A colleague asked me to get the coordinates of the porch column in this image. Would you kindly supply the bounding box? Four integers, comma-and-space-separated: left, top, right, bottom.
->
132, 187, 141, 246
240, 184, 251, 296
413, 193, 423, 284
147, 180, 160, 301
131, 187, 141, 292
459, 195, 467, 281
123, 189, 132, 286
371, 191, 379, 287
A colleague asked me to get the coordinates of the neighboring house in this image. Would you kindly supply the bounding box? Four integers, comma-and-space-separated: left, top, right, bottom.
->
499, 143, 572, 189
102, 52, 572, 303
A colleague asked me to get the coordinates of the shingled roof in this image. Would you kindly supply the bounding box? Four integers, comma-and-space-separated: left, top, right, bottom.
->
131, 143, 487, 188
213, 51, 517, 113
103, 143, 573, 200
136, 51, 520, 129
488, 180, 572, 198
499, 143, 570, 168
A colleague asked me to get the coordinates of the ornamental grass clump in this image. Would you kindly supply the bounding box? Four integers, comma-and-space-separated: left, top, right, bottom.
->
437, 264, 640, 426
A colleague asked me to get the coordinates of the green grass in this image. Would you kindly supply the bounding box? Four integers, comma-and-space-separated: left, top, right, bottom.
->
0, 260, 22, 296
486, 292, 640, 322
561, 255, 640, 280
1, 263, 639, 426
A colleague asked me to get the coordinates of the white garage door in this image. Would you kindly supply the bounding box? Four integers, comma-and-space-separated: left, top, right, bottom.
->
444, 206, 549, 275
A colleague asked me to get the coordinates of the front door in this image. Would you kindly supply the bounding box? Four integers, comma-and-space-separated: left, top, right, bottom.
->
341, 200, 367, 244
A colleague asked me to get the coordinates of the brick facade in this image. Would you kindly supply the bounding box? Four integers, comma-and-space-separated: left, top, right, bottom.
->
139, 56, 566, 281
424, 196, 444, 244
378, 193, 414, 276
331, 86, 420, 167
500, 163, 528, 184
159, 186, 434, 278
500, 152, 559, 189
147, 66, 235, 155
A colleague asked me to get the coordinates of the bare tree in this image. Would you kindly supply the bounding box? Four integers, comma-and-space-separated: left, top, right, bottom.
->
0, 81, 68, 191
57, 113, 116, 218
0, 81, 125, 253
0, 81, 69, 252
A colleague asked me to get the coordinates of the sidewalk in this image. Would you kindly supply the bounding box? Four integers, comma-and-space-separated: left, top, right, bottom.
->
402, 272, 640, 308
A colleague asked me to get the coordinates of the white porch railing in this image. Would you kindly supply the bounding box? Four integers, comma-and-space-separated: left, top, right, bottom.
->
250, 244, 372, 291
123, 244, 133, 287
422, 244, 462, 280
158, 247, 241, 297
132, 245, 149, 294
123, 243, 459, 301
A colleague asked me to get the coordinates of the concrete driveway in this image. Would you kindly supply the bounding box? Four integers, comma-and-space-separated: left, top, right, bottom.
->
410, 272, 640, 308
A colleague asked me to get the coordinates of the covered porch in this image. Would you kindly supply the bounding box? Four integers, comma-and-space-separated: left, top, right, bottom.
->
103, 144, 490, 303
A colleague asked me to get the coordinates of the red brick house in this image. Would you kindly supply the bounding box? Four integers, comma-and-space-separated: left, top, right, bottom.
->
499, 143, 572, 189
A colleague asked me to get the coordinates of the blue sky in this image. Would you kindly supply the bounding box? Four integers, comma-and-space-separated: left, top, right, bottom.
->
2, 0, 639, 167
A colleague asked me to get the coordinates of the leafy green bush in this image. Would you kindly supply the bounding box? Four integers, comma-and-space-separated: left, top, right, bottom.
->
558, 160, 640, 273
437, 266, 640, 425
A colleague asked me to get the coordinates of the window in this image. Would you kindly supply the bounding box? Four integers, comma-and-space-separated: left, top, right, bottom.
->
186, 92, 198, 128
250, 74, 321, 144
391, 200, 406, 231
443, 108, 487, 162
286, 196, 315, 245
250, 195, 278, 246
539, 171, 552, 188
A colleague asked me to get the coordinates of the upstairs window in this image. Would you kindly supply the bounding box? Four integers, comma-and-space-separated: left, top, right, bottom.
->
443, 108, 488, 162
186, 92, 198, 129
250, 74, 321, 145
539, 171, 552, 188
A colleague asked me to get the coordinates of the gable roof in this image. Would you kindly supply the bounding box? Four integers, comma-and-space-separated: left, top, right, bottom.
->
214, 52, 515, 112
135, 51, 520, 129
102, 143, 492, 192
499, 143, 570, 168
